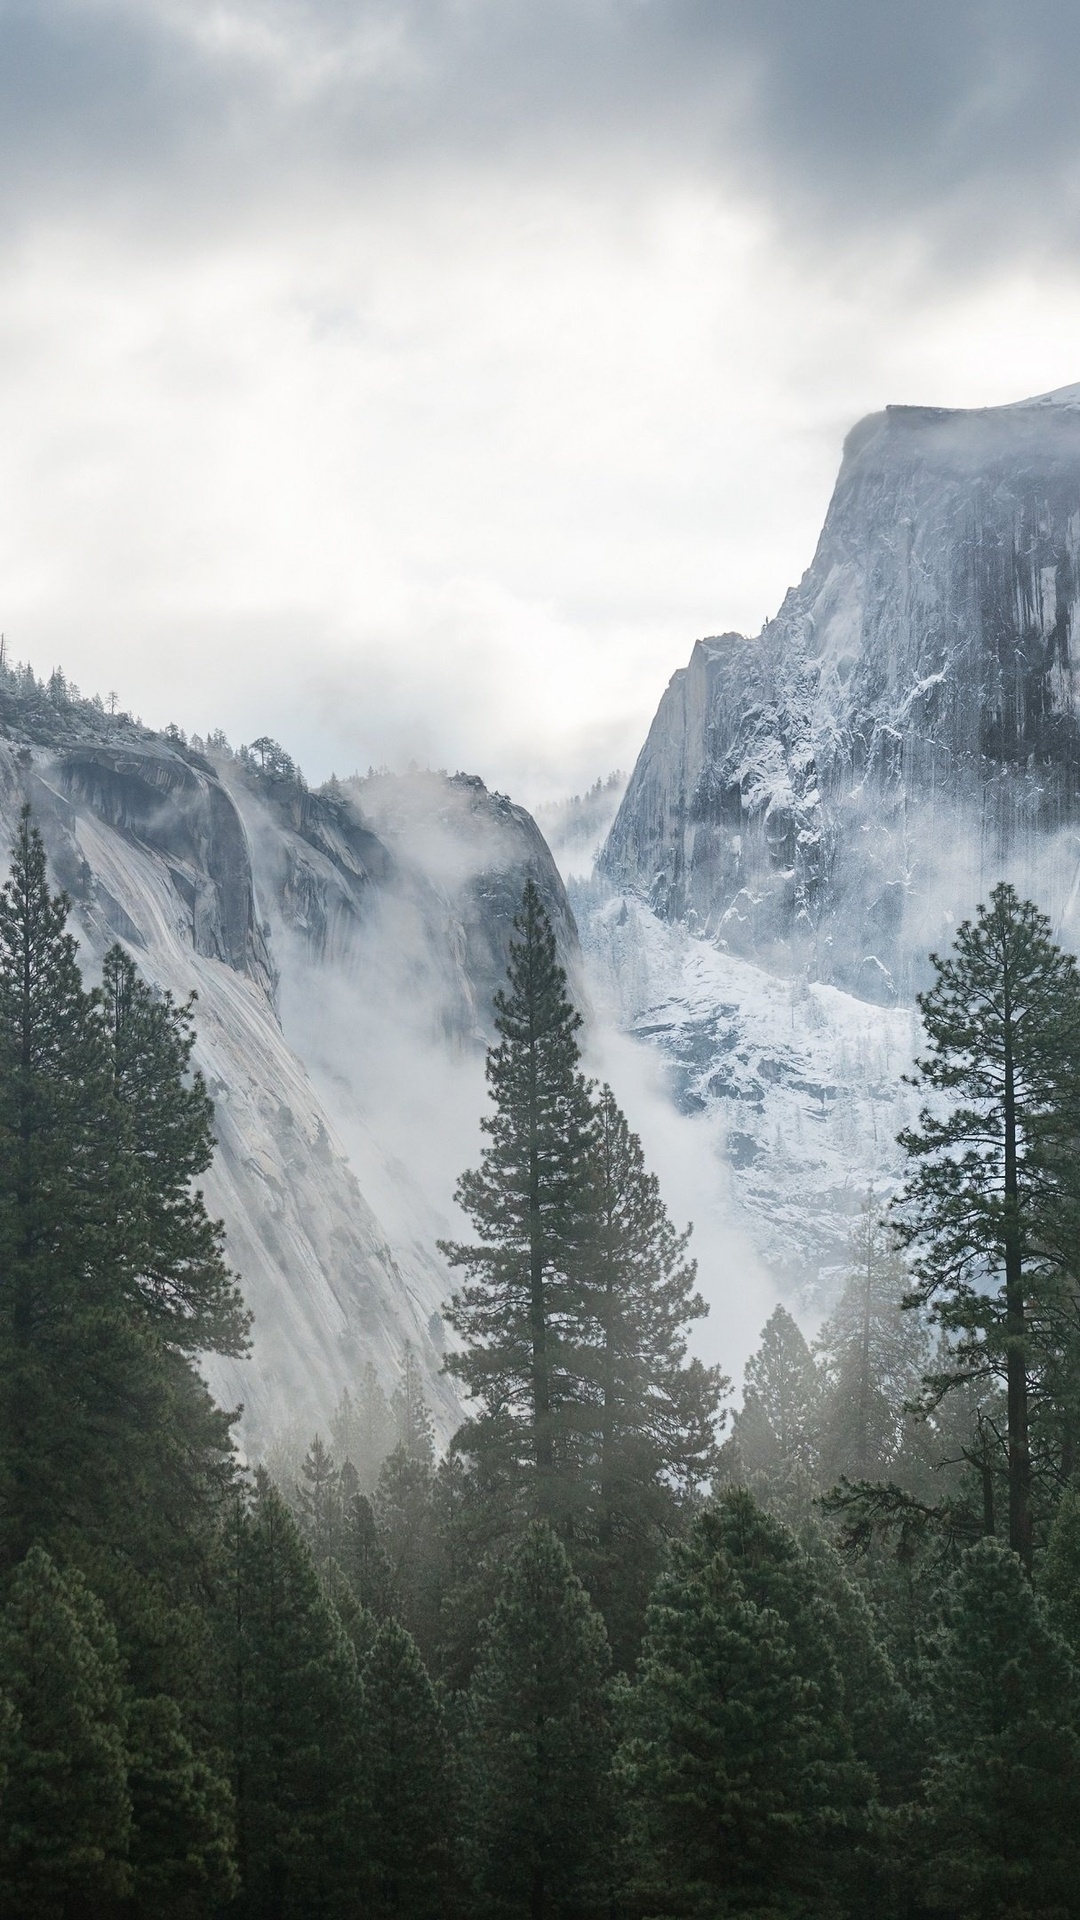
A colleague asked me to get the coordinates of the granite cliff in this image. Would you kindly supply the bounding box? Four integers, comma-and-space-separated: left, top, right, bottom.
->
0, 671, 576, 1445
601, 384, 1080, 1002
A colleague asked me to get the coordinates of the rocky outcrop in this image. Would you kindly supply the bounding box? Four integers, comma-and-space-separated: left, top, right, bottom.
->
601, 385, 1080, 1000
0, 701, 577, 1447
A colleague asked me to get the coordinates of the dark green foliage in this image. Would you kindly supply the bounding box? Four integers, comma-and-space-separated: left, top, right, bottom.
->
619, 1493, 871, 1920
374, 1443, 441, 1659
441, 881, 597, 1504
462, 1522, 614, 1919
921, 1537, 1080, 1917
101, 944, 250, 1355
0, 1545, 131, 1916
227, 1476, 363, 1919
126, 1694, 237, 1915
895, 884, 1080, 1566
727, 1304, 823, 1497
338, 1484, 395, 1621
1042, 1480, 1080, 1653
582, 1085, 725, 1659
360, 1617, 453, 1917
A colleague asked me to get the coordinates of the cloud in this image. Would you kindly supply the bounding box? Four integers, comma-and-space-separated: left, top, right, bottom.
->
4, 2, 1080, 267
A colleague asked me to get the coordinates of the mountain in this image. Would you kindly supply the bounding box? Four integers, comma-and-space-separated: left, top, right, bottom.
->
600, 384, 1080, 1003
0, 669, 577, 1447
586, 383, 1080, 1298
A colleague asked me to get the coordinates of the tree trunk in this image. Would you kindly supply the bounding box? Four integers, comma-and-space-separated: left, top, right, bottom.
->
1002, 965, 1032, 1572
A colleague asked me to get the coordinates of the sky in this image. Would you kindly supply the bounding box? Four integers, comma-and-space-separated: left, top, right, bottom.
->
5, 2, 1080, 804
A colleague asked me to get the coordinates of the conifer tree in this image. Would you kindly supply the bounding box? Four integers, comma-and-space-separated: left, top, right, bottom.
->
462, 1522, 614, 1919
100, 943, 249, 1355
729, 1304, 823, 1488
374, 1443, 439, 1657
0, 1546, 131, 1915
895, 884, 1080, 1568
441, 882, 596, 1508
581, 1084, 725, 1657
294, 1434, 342, 1583
228, 1477, 363, 1918
331, 1367, 395, 1493
391, 1342, 436, 1467
921, 1537, 1080, 1916
338, 1484, 394, 1621
619, 1494, 869, 1919
0, 810, 115, 1563
816, 1199, 930, 1483
125, 1693, 238, 1916
360, 1617, 453, 1917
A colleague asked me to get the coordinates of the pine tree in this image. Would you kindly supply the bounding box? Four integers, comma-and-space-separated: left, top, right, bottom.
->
374, 1444, 440, 1658
331, 1366, 395, 1493
462, 1522, 614, 1919
619, 1493, 870, 1919
728, 1304, 823, 1490
391, 1342, 436, 1467
125, 1693, 238, 1916
921, 1536, 1080, 1916
228, 1476, 363, 1918
0, 1546, 131, 1915
0, 809, 116, 1563
816, 1199, 930, 1483
440, 882, 596, 1510
100, 943, 249, 1355
360, 1617, 453, 1917
895, 884, 1080, 1569
581, 1084, 725, 1659
294, 1434, 342, 1583
338, 1484, 394, 1621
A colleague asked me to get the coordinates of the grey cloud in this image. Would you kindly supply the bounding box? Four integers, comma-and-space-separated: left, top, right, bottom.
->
2, 1, 1079, 260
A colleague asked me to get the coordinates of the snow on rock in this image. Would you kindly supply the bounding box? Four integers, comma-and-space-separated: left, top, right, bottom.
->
601, 387, 1080, 1000
580, 892, 920, 1302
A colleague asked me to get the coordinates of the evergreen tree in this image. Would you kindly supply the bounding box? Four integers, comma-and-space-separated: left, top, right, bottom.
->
441, 882, 596, 1511
294, 1434, 342, 1582
391, 1342, 436, 1467
0, 810, 115, 1564
0, 1546, 131, 1915
462, 1522, 614, 1919
100, 943, 249, 1355
728, 1305, 823, 1492
374, 1443, 440, 1658
360, 1617, 453, 1917
331, 1366, 395, 1493
816, 1199, 930, 1484
227, 1477, 363, 1919
619, 1494, 870, 1919
125, 1693, 237, 1916
895, 884, 1080, 1568
338, 1484, 394, 1621
581, 1084, 725, 1659
921, 1536, 1080, 1917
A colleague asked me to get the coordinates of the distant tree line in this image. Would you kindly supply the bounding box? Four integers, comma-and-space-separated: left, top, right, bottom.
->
4, 822, 1080, 1917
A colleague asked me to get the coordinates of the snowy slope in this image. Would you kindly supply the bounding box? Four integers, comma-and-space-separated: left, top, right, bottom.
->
580, 892, 920, 1302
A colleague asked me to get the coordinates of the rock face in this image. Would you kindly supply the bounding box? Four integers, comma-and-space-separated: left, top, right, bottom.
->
601, 385, 1080, 1001
0, 685, 576, 1447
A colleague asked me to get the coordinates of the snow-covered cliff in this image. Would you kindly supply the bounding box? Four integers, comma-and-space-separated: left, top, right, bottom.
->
601, 384, 1080, 1002
0, 691, 575, 1446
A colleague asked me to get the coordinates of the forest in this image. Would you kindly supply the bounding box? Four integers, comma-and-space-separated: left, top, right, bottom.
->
1, 809, 1080, 1920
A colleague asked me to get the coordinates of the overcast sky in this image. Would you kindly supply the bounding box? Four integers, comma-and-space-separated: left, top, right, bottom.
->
4, 0, 1080, 801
